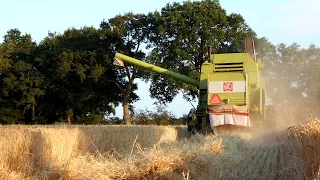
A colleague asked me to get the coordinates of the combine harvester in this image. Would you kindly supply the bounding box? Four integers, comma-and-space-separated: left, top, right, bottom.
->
114, 37, 274, 134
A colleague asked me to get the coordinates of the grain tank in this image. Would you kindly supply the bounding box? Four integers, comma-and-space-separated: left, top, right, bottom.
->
113, 38, 267, 133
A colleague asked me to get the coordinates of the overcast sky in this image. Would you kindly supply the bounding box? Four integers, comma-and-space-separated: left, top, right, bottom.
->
1, 0, 319, 118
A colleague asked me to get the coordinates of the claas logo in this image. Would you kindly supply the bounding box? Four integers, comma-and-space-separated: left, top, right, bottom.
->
223, 82, 233, 92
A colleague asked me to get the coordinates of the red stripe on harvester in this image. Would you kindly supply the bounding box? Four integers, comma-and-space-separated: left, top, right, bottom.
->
208, 108, 233, 113
211, 113, 249, 116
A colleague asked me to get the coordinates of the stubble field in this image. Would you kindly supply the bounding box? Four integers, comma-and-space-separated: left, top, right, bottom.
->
0, 118, 319, 180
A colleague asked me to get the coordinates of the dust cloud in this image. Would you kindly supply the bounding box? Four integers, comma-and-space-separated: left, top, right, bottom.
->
248, 64, 319, 145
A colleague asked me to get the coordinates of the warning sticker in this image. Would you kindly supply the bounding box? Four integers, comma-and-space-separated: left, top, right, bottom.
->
223, 82, 233, 92
209, 94, 222, 104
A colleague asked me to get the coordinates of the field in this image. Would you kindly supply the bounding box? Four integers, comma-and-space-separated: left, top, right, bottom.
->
0, 118, 319, 180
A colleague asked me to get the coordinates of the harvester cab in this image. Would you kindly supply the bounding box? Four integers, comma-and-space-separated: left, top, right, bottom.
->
113, 37, 269, 134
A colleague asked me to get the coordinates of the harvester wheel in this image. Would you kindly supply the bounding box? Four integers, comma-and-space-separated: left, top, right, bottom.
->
187, 116, 213, 136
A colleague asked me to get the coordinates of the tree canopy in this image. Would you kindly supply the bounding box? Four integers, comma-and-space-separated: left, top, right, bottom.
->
255, 37, 320, 121
147, 0, 255, 103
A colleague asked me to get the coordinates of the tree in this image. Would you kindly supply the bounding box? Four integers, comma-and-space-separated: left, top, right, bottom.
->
256, 38, 306, 104
99, 12, 153, 125
147, 0, 256, 103
0, 29, 44, 124
255, 37, 320, 121
295, 44, 320, 117
36, 27, 124, 124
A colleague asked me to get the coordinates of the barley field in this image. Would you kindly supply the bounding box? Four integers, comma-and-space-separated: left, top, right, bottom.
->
0, 118, 319, 180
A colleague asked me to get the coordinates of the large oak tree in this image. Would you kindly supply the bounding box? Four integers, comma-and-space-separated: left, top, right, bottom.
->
36, 27, 125, 124
146, 0, 255, 103
100, 12, 153, 124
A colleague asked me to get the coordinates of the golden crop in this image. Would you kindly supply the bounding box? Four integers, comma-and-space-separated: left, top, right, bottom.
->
0, 119, 319, 180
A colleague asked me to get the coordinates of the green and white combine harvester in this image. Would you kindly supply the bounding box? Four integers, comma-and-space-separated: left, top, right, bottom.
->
114, 37, 273, 134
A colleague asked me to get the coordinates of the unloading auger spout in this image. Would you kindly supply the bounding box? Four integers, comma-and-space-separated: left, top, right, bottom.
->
114, 53, 200, 87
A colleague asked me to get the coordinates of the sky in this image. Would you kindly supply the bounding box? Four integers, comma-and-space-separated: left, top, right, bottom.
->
1, 0, 320, 118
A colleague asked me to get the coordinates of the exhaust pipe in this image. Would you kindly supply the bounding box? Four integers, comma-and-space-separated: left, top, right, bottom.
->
208, 47, 212, 63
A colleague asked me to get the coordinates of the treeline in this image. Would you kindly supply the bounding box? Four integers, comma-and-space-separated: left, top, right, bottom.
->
106, 105, 187, 125
1, 0, 319, 125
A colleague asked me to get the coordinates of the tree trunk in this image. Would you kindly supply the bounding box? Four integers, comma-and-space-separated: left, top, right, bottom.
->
108, 65, 136, 125
67, 115, 71, 125
123, 97, 131, 125
32, 103, 35, 121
